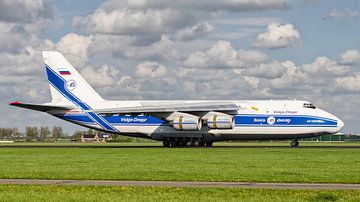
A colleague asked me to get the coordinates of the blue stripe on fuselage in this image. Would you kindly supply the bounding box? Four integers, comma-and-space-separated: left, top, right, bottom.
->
234, 115, 337, 127
59, 113, 337, 128
46, 65, 118, 132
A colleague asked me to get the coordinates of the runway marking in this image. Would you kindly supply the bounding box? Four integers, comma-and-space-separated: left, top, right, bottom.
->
0, 179, 359, 190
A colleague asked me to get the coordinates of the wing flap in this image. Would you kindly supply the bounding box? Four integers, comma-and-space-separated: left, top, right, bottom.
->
9, 101, 74, 112
92, 102, 239, 114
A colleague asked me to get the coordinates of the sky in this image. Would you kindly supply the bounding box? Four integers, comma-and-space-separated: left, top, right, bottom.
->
0, 0, 359, 134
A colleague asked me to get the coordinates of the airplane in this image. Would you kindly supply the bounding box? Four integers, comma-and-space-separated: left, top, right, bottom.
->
10, 51, 344, 147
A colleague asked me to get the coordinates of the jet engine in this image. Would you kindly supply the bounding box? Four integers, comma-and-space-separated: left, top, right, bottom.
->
206, 113, 234, 129
172, 114, 202, 131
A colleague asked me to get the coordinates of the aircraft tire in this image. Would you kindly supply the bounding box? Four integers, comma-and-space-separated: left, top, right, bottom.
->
190, 138, 196, 147
199, 140, 205, 147
163, 139, 170, 147
205, 141, 213, 147
178, 138, 186, 147
169, 138, 177, 147
290, 139, 299, 147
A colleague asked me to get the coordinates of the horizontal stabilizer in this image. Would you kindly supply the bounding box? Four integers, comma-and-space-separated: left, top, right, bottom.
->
9, 101, 74, 112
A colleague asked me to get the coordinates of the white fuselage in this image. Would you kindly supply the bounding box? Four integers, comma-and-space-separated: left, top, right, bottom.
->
53, 100, 344, 142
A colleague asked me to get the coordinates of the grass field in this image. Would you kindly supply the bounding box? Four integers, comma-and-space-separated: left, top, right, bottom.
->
0, 185, 359, 201
2, 141, 360, 147
0, 142, 359, 183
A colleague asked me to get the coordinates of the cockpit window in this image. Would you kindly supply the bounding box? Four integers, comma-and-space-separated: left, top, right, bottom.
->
303, 102, 316, 109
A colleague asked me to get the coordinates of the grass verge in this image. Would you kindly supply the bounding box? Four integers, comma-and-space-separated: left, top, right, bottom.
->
0, 143, 359, 183
0, 185, 359, 202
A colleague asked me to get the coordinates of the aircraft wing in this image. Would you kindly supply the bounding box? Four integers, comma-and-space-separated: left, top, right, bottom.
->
9, 101, 74, 112
91, 102, 239, 114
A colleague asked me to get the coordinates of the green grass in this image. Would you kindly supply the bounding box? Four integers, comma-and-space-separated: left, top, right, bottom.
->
2, 141, 359, 147
0, 142, 359, 183
0, 185, 359, 202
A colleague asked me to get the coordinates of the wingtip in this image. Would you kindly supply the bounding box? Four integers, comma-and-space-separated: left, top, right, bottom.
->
9, 101, 22, 105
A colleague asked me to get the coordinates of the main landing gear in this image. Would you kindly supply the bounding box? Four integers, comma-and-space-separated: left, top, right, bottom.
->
290, 139, 299, 147
162, 137, 213, 147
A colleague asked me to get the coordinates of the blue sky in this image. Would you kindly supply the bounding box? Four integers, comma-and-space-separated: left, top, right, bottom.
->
46, 0, 360, 64
0, 0, 359, 134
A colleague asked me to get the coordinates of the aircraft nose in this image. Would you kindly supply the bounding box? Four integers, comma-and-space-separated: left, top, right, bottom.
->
337, 118, 344, 130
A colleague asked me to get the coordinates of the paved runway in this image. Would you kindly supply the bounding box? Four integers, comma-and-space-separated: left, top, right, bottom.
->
0, 179, 359, 190
1, 145, 360, 149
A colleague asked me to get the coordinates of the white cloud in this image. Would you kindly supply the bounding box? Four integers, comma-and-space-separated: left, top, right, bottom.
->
0, 47, 43, 77
323, 9, 360, 20
80, 65, 120, 88
302, 0, 324, 5
56, 33, 92, 67
252, 23, 300, 49
209, 28, 259, 40
244, 60, 294, 78
176, 22, 214, 41
268, 61, 307, 90
0, 0, 53, 23
0, 0, 56, 54
183, 40, 268, 68
74, 8, 195, 36
335, 73, 360, 92
121, 0, 289, 12
73, 0, 288, 46
87, 34, 212, 63
215, 17, 282, 26
339, 49, 360, 65
0, 22, 26, 53
134, 61, 169, 78
301, 56, 351, 77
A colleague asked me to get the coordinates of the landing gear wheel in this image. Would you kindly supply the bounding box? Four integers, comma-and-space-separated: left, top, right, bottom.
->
205, 142, 213, 147
178, 138, 186, 147
199, 140, 205, 147
290, 139, 299, 147
163, 139, 170, 147
169, 138, 178, 147
190, 138, 198, 147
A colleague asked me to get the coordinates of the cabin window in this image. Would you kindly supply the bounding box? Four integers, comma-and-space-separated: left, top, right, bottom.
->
303, 102, 316, 109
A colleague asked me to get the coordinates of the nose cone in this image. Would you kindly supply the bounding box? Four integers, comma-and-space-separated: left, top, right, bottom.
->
337, 118, 344, 131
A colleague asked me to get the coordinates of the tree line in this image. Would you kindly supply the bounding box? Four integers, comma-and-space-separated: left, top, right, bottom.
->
0, 126, 95, 142
0, 126, 156, 142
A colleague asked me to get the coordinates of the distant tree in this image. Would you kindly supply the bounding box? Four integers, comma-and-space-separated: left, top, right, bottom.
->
39, 126, 51, 142
52, 126, 64, 140
10, 127, 22, 140
0, 128, 9, 139
72, 130, 86, 141
0, 128, 11, 140
26, 126, 39, 141
86, 128, 95, 135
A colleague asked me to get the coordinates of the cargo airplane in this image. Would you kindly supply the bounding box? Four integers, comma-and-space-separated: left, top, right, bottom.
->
10, 51, 344, 147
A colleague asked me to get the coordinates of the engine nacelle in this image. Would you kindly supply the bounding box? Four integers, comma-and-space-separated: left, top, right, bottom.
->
207, 113, 234, 129
172, 115, 202, 131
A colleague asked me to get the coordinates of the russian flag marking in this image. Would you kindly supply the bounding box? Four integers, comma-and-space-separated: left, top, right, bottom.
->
58, 68, 71, 75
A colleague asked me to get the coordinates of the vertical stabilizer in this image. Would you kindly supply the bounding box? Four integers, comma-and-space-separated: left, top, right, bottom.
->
43, 51, 104, 108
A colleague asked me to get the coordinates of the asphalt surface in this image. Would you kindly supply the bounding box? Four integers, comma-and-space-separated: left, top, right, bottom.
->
0, 145, 360, 149
0, 179, 359, 190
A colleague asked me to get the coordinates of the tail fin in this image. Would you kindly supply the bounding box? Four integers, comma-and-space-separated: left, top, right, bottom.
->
43, 51, 104, 109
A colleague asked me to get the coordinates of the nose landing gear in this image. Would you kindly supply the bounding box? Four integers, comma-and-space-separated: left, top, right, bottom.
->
290, 139, 299, 147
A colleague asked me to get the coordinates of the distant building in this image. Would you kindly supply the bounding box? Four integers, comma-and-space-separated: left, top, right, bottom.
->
302, 134, 346, 142
81, 133, 113, 142
95, 133, 114, 142
81, 134, 96, 142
